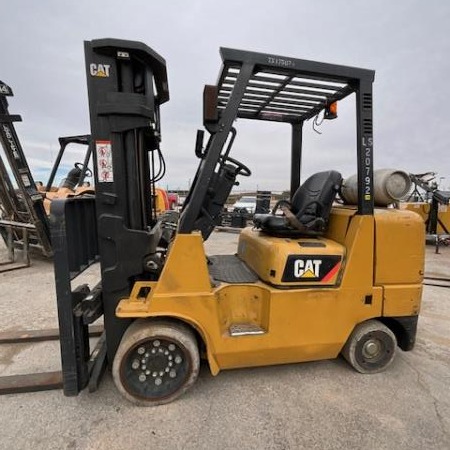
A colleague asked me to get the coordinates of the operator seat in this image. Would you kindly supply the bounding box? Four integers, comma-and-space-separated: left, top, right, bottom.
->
253, 170, 342, 237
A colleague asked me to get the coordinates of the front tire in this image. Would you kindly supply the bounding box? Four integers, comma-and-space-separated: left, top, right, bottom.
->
112, 319, 200, 406
341, 320, 397, 374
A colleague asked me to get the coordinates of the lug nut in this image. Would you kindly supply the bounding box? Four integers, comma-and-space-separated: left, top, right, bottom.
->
131, 360, 140, 370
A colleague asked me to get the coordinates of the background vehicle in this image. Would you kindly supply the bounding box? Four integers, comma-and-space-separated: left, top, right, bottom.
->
52, 39, 424, 406
0, 83, 93, 267
400, 172, 450, 246
233, 195, 256, 214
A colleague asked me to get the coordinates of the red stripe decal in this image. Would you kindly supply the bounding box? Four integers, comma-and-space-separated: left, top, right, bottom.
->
322, 261, 341, 283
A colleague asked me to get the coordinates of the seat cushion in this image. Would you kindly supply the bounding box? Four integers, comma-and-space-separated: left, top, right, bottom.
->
253, 214, 322, 237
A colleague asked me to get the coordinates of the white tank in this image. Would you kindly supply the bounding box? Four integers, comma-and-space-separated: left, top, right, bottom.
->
341, 169, 411, 206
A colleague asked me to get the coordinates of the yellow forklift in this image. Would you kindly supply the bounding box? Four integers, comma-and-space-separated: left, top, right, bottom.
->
52, 39, 424, 406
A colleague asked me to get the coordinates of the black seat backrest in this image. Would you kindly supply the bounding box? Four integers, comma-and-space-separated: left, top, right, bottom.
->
290, 170, 342, 228
253, 170, 342, 237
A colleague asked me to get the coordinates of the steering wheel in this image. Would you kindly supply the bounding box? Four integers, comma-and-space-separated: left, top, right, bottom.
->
224, 156, 252, 177
74, 162, 92, 177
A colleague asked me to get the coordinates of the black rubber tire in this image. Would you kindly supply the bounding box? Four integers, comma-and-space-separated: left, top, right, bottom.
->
341, 319, 397, 374
112, 319, 200, 406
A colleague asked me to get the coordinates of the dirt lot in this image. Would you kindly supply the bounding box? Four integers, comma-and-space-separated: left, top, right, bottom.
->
0, 232, 449, 450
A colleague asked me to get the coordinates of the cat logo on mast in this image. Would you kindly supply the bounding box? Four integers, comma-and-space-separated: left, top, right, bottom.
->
90, 63, 111, 78
0, 84, 11, 95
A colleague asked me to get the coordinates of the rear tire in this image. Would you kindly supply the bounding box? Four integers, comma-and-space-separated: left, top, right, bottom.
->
112, 319, 200, 406
342, 320, 397, 374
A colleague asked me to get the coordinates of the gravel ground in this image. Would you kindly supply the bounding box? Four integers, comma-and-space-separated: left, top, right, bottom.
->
0, 231, 449, 450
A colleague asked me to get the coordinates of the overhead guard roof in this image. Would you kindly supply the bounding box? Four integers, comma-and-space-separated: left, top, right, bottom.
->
216, 48, 375, 124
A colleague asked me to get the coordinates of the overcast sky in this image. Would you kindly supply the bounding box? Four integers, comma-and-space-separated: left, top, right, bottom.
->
1, 0, 449, 192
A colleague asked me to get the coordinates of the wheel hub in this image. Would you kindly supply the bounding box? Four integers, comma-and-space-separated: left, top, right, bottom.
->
362, 338, 382, 359
121, 337, 189, 400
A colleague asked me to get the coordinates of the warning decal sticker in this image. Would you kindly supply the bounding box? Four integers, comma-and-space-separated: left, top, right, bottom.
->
96, 140, 113, 183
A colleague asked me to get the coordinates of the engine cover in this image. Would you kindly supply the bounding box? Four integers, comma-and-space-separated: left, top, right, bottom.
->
237, 227, 345, 287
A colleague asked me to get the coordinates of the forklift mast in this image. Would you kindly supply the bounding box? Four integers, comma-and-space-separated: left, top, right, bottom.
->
84, 38, 170, 361
52, 39, 170, 395
0, 80, 52, 256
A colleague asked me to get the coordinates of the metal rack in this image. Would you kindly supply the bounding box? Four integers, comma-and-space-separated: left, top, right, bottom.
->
0, 80, 52, 268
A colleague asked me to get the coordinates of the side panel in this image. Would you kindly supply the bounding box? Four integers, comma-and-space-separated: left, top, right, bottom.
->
383, 285, 422, 317
153, 233, 212, 294
375, 209, 425, 285
340, 214, 375, 289
325, 207, 357, 245
213, 285, 383, 369
216, 216, 379, 369
117, 216, 382, 372
117, 283, 383, 372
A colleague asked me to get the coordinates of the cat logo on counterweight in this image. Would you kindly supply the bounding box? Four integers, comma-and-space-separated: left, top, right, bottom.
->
282, 255, 342, 283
